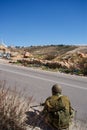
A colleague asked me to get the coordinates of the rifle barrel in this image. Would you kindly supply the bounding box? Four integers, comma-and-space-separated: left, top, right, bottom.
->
30, 103, 45, 108
30, 105, 40, 108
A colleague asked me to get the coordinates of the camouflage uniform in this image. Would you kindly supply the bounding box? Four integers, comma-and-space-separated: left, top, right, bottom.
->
42, 84, 73, 130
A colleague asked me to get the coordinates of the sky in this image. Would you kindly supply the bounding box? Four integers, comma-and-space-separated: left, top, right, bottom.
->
0, 0, 87, 46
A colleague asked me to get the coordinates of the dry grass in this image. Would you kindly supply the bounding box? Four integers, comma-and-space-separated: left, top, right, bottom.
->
0, 80, 33, 130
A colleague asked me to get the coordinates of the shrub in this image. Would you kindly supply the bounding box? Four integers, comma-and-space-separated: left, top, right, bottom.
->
44, 54, 56, 60
0, 80, 33, 130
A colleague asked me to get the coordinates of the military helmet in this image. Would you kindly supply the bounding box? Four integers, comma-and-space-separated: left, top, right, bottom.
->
52, 84, 62, 94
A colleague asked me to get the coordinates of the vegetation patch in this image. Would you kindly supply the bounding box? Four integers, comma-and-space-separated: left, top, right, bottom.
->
0, 80, 33, 130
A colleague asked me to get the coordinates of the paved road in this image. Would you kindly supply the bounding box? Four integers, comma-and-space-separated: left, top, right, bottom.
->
0, 61, 87, 121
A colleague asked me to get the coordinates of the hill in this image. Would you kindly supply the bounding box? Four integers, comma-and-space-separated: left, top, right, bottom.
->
1, 45, 87, 76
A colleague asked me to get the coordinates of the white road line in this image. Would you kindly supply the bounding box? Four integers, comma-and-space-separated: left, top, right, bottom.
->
0, 68, 87, 90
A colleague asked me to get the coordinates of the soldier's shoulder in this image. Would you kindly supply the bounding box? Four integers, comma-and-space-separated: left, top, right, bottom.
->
60, 95, 70, 102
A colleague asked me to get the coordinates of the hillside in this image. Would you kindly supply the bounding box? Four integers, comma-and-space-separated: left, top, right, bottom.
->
1, 45, 87, 76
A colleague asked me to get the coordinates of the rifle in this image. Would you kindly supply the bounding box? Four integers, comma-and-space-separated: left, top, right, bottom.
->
30, 103, 44, 108
30, 103, 45, 113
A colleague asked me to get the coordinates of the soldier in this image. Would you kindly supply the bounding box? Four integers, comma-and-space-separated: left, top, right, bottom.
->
42, 84, 73, 130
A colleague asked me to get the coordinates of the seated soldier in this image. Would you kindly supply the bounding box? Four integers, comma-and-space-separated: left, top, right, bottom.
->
42, 84, 73, 130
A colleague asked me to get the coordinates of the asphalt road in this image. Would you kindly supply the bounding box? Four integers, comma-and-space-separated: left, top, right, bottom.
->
0, 61, 87, 122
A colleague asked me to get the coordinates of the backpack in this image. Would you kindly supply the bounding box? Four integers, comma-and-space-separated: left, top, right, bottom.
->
45, 95, 71, 129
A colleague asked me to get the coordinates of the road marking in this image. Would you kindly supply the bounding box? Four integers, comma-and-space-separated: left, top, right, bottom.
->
0, 68, 87, 90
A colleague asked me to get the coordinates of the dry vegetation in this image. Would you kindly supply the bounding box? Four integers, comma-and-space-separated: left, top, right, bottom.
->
8, 45, 87, 76
0, 80, 33, 130
1, 44, 87, 76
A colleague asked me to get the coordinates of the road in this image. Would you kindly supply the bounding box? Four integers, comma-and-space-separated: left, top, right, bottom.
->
0, 61, 87, 122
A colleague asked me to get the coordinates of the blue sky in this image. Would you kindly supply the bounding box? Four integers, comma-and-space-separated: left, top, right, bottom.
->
0, 0, 87, 46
